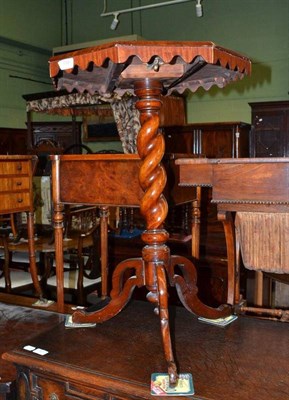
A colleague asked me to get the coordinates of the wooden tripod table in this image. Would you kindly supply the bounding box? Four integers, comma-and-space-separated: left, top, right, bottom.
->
49, 41, 251, 384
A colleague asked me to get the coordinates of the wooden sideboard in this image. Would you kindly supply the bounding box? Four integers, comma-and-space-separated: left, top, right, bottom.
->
3, 300, 289, 400
0, 155, 42, 298
164, 121, 251, 158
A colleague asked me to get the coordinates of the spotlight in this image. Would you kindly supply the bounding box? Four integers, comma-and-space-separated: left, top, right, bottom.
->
110, 13, 119, 30
195, 0, 203, 17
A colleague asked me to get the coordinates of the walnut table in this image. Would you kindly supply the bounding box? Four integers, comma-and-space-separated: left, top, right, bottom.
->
49, 41, 251, 383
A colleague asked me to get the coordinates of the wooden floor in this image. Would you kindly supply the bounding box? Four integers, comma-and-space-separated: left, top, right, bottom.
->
0, 292, 73, 313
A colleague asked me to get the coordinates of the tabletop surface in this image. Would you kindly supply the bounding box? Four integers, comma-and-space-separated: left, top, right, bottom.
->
49, 40, 251, 97
3, 300, 289, 400
0, 302, 64, 385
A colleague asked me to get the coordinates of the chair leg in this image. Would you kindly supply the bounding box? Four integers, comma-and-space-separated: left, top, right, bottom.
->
0, 235, 12, 292
40, 252, 54, 294
77, 237, 85, 305
10, 214, 18, 239
254, 271, 263, 306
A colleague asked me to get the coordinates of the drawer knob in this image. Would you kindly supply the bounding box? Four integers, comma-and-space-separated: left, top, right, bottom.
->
16, 181, 22, 186
16, 164, 22, 171
49, 394, 59, 400
17, 198, 23, 203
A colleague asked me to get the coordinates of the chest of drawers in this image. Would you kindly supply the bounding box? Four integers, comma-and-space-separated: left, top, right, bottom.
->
0, 156, 36, 214
0, 155, 42, 297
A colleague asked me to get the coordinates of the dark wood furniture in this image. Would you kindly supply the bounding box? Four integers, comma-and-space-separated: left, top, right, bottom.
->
0, 302, 64, 400
49, 40, 251, 383
249, 101, 289, 306
50, 153, 198, 307
27, 122, 81, 152
165, 121, 251, 256
165, 122, 251, 303
26, 121, 82, 176
249, 101, 289, 157
0, 156, 43, 300
23, 92, 82, 154
165, 121, 251, 158
176, 157, 289, 320
0, 128, 28, 156
3, 300, 289, 400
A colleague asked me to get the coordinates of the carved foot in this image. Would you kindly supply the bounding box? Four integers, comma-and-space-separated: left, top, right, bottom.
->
72, 258, 144, 324
168, 255, 232, 319
150, 262, 178, 386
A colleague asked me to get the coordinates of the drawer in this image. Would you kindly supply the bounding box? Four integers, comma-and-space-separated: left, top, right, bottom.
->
30, 373, 142, 400
0, 161, 29, 175
0, 192, 31, 212
0, 177, 30, 192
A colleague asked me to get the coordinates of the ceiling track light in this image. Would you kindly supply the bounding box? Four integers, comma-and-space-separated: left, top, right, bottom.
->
195, 0, 203, 17
110, 13, 119, 30
101, 0, 203, 30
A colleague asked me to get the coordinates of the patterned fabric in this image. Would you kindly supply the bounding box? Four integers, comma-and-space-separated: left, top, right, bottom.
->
26, 92, 114, 116
111, 96, 140, 154
25, 92, 140, 153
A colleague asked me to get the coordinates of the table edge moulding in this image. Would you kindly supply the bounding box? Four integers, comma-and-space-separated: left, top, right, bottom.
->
49, 40, 251, 385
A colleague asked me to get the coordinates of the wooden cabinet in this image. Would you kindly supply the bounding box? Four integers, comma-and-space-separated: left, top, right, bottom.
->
0, 156, 35, 214
159, 95, 186, 127
27, 121, 82, 152
164, 121, 251, 158
26, 121, 82, 175
249, 101, 289, 157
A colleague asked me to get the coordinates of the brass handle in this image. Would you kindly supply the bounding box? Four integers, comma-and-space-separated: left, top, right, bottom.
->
16, 163, 22, 171
49, 394, 59, 400
16, 181, 22, 186
17, 198, 23, 203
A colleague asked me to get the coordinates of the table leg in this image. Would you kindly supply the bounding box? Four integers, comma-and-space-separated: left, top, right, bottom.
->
218, 211, 236, 306
27, 211, 43, 299
99, 206, 109, 299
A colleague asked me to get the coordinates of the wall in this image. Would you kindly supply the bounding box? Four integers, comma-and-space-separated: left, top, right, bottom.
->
69, 0, 289, 124
0, 0, 64, 128
1, 0, 289, 132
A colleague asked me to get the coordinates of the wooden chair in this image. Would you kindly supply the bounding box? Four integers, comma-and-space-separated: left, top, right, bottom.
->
0, 231, 55, 296
0, 214, 17, 238
0, 205, 101, 305
44, 205, 101, 305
